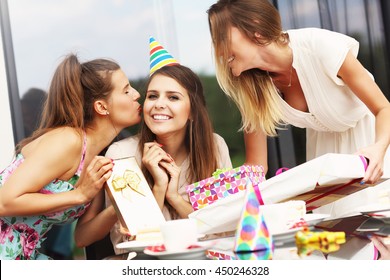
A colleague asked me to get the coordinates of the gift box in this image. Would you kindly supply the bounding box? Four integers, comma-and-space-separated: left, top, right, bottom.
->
313, 178, 390, 219
260, 153, 368, 207
105, 157, 165, 237
189, 153, 370, 235
185, 165, 265, 210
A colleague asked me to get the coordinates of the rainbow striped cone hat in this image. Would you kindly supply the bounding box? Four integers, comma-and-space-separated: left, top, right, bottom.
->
234, 179, 273, 259
149, 36, 179, 75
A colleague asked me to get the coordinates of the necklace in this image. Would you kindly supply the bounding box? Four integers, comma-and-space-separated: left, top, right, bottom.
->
268, 65, 292, 88
267, 49, 294, 88
285, 65, 292, 88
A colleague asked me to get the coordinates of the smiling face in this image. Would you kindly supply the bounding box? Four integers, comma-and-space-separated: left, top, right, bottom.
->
107, 69, 142, 129
143, 74, 191, 139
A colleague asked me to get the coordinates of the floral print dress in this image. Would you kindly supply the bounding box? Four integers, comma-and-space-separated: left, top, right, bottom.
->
0, 135, 88, 260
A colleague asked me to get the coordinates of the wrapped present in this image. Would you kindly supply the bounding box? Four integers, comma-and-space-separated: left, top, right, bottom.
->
313, 178, 390, 219
185, 165, 265, 210
189, 154, 369, 235
260, 153, 368, 208
105, 157, 166, 237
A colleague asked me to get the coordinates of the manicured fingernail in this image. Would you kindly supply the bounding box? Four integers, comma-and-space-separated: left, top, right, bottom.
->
154, 141, 163, 147
167, 153, 174, 162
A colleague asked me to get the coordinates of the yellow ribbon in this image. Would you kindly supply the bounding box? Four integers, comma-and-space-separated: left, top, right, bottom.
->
112, 169, 145, 196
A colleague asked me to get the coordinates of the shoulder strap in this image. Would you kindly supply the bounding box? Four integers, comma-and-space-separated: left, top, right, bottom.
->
75, 131, 87, 176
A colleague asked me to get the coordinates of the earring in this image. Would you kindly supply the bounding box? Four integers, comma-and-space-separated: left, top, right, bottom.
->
106, 111, 110, 115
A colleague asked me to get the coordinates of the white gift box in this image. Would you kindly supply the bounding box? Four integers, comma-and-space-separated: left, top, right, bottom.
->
190, 153, 368, 234
313, 178, 390, 219
260, 153, 367, 208
105, 157, 165, 236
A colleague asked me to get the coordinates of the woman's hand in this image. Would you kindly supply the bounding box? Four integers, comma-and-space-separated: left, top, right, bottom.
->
142, 142, 172, 190
75, 156, 114, 203
159, 158, 181, 202
371, 236, 390, 260
356, 143, 386, 184
159, 158, 193, 218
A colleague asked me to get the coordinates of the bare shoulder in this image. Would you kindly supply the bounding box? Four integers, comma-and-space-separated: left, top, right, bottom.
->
20, 127, 84, 180
26, 127, 81, 153
52, 127, 82, 144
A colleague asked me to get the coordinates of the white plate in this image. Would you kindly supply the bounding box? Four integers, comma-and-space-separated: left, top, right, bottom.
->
116, 233, 206, 252
143, 241, 215, 260
116, 240, 163, 252
272, 214, 330, 236
302, 213, 330, 226
272, 228, 301, 243
272, 214, 330, 244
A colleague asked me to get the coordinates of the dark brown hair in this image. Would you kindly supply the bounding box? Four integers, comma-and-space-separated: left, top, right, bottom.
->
140, 64, 219, 186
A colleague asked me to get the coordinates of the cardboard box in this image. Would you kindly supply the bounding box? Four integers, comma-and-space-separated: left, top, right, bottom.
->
105, 157, 165, 236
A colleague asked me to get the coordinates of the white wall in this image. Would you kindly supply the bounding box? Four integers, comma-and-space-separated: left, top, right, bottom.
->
0, 22, 16, 170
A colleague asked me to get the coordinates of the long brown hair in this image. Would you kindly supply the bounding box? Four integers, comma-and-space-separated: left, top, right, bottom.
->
16, 54, 120, 153
139, 64, 219, 186
208, 0, 287, 136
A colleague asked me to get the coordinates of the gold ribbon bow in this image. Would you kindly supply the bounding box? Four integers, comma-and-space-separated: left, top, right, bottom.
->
112, 169, 145, 197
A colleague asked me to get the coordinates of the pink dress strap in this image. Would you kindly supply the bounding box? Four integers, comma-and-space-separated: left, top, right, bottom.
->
75, 131, 87, 176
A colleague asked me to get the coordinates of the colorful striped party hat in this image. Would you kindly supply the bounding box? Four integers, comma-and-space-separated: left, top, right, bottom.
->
234, 178, 273, 257
149, 36, 179, 75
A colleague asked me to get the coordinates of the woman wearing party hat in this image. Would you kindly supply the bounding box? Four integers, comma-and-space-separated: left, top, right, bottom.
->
74, 37, 232, 256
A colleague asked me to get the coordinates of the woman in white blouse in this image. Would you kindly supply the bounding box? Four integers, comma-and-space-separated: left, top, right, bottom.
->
207, 0, 390, 183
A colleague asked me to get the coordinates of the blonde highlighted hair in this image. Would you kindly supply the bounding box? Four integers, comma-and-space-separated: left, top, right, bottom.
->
208, 0, 287, 136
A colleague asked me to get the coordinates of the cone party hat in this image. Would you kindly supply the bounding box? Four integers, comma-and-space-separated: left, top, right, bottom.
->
234, 178, 273, 258
149, 36, 179, 75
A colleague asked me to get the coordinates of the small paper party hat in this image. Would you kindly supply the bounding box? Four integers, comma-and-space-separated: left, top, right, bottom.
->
234, 178, 273, 257
149, 36, 179, 75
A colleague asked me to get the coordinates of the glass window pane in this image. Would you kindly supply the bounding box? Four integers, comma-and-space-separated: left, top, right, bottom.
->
278, 0, 321, 29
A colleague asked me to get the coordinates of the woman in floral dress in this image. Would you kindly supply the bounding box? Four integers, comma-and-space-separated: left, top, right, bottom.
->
0, 54, 142, 259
